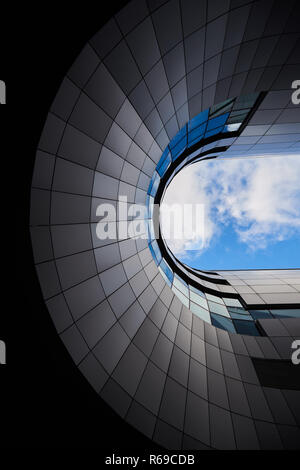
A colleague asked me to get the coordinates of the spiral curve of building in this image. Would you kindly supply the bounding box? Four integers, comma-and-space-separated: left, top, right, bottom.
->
30, 0, 300, 449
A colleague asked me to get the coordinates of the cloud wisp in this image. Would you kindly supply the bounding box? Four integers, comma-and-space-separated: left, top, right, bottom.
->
160, 155, 300, 257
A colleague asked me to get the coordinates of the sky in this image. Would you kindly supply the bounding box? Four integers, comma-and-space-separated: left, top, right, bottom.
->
160, 154, 300, 270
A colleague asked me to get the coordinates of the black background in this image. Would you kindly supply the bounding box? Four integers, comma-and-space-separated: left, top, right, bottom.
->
0, 0, 162, 451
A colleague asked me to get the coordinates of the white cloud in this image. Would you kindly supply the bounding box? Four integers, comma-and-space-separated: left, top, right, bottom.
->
160, 155, 300, 255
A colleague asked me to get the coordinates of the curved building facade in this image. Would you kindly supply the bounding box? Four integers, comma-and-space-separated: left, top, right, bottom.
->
30, 0, 300, 449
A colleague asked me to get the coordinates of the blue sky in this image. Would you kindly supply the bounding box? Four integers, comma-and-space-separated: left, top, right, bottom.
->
179, 224, 300, 270
161, 155, 300, 271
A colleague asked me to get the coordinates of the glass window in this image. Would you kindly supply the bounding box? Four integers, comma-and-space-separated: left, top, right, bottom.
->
173, 275, 189, 297
172, 285, 189, 307
174, 273, 188, 287
233, 320, 261, 336
169, 126, 187, 149
208, 301, 230, 317
148, 171, 160, 197
249, 309, 272, 320
148, 242, 156, 262
190, 291, 208, 309
209, 98, 234, 118
148, 219, 156, 241
206, 113, 229, 131
189, 284, 205, 296
188, 123, 206, 147
206, 293, 224, 304
223, 298, 243, 308
205, 125, 224, 139
159, 266, 172, 287
190, 302, 211, 323
146, 195, 154, 219
270, 309, 300, 319
188, 109, 209, 132
159, 258, 173, 284
157, 150, 171, 177
211, 313, 236, 333
150, 239, 161, 265
171, 136, 187, 161
227, 306, 249, 315
228, 310, 252, 321
227, 110, 248, 124
233, 92, 259, 110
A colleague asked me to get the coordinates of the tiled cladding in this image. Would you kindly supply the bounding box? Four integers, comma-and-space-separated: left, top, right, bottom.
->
30, 0, 300, 450
219, 270, 300, 303
153, 254, 300, 335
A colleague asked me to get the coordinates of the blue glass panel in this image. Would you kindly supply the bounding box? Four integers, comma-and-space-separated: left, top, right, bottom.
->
206, 113, 229, 131
150, 239, 162, 265
157, 148, 169, 169
148, 242, 156, 262
147, 173, 154, 195
157, 150, 171, 177
171, 136, 187, 160
229, 311, 252, 321
159, 258, 173, 284
148, 219, 156, 241
270, 309, 300, 319
146, 195, 154, 219
211, 313, 236, 333
188, 109, 209, 132
148, 171, 160, 197
227, 307, 249, 315
233, 320, 261, 336
151, 175, 160, 197
249, 309, 272, 320
204, 125, 224, 139
159, 266, 172, 287
188, 123, 206, 147
169, 126, 187, 149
